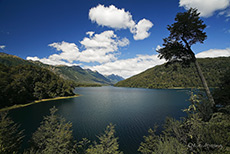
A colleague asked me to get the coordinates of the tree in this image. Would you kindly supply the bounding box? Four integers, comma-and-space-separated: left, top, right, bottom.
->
213, 69, 230, 107
138, 127, 187, 154
157, 8, 215, 106
0, 112, 24, 154
86, 123, 123, 154
31, 107, 74, 154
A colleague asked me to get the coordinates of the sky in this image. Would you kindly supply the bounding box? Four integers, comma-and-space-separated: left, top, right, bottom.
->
0, 0, 230, 78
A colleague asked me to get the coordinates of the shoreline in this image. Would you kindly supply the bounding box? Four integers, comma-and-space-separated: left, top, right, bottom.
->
0, 94, 80, 112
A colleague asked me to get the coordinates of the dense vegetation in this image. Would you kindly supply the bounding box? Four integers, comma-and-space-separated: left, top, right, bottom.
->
1, 75, 230, 153
0, 64, 75, 108
0, 107, 123, 154
137, 70, 230, 153
115, 57, 230, 89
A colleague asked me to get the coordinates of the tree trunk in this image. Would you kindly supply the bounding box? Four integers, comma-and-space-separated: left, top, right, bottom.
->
194, 60, 215, 106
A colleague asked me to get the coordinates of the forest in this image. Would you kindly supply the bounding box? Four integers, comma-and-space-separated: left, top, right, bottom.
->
0, 68, 229, 154
115, 57, 230, 89
0, 64, 75, 108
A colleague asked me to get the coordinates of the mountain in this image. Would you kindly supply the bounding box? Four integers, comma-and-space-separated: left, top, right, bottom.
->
115, 57, 230, 89
105, 74, 124, 84
0, 52, 112, 85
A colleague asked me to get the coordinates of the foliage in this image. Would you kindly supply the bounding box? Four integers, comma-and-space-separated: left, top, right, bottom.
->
86, 123, 123, 154
139, 92, 230, 154
213, 68, 230, 107
158, 8, 206, 66
0, 64, 75, 108
30, 107, 75, 154
158, 7, 216, 105
115, 57, 230, 89
0, 112, 24, 154
138, 127, 187, 154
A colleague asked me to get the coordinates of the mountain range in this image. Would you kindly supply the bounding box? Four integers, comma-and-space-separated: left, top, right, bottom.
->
0, 52, 123, 85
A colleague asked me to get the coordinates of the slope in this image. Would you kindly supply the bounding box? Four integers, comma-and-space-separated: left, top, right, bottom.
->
115, 57, 230, 89
0, 52, 112, 85
105, 74, 124, 84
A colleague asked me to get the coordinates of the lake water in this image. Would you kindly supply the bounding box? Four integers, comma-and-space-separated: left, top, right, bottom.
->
9, 86, 191, 154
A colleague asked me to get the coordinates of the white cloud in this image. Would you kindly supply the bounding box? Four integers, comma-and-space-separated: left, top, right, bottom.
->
117, 38, 130, 47
27, 31, 129, 65
48, 41, 80, 63
155, 45, 163, 52
86, 31, 95, 37
196, 48, 230, 58
89, 4, 135, 29
179, 0, 230, 17
84, 54, 165, 78
133, 19, 153, 40
0, 45, 6, 50
86, 48, 230, 78
89, 4, 153, 40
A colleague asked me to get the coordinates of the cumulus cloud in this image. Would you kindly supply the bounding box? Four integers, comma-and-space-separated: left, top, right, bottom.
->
89, 4, 153, 40
0, 45, 6, 50
48, 41, 80, 63
89, 4, 135, 29
196, 48, 230, 58
179, 0, 230, 17
27, 30, 129, 65
133, 19, 153, 40
85, 54, 165, 78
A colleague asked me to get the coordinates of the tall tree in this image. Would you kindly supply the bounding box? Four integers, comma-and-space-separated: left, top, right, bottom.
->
157, 8, 215, 105
0, 112, 24, 154
86, 123, 123, 154
31, 107, 74, 154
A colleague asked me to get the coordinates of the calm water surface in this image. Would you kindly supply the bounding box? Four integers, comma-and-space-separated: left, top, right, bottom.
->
9, 86, 191, 154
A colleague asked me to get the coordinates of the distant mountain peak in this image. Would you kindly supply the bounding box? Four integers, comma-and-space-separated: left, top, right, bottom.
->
105, 74, 124, 84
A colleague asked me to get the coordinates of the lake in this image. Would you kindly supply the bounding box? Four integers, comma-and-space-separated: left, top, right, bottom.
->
9, 86, 191, 154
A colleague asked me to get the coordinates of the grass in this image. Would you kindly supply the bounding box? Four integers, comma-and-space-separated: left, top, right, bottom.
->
0, 94, 80, 112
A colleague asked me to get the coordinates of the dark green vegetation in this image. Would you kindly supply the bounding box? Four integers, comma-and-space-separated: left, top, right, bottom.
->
0, 112, 24, 153
115, 57, 230, 89
0, 52, 123, 108
0, 107, 123, 154
0, 52, 122, 86
1, 72, 230, 153
138, 77, 230, 154
0, 64, 75, 108
157, 7, 215, 106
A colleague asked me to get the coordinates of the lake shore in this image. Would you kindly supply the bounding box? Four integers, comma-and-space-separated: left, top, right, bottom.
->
0, 94, 80, 112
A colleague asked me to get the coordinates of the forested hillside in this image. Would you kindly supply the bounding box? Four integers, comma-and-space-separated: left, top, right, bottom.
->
0, 64, 75, 108
0, 52, 112, 85
33, 62, 112, 85
115, 57, 230, 89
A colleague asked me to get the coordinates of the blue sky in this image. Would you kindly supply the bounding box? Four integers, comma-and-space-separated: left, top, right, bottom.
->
0, 0, 230, 78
